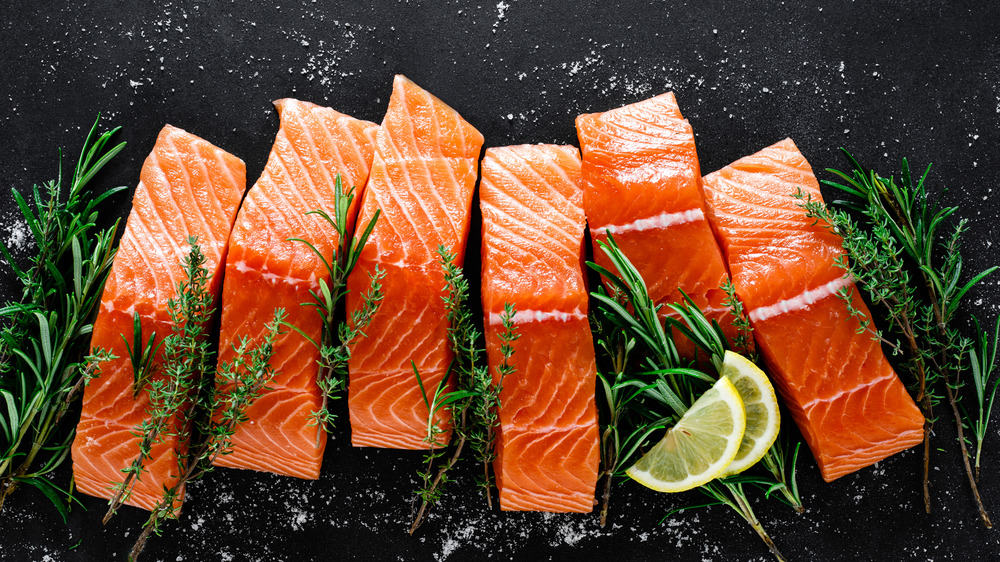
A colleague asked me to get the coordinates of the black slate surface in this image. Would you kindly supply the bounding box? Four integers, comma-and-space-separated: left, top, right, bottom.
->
2, 1, 1000, 560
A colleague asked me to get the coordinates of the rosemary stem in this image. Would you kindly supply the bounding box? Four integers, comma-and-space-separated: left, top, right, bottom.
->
943, 375, 992, 528
0, 391, 47, 478
730, 488, 785, 562
762, 449, 803, 514
0, 479, 13, 511
921, 401, 933, 514
976, 442, 983, 481
599, 472, 613, 527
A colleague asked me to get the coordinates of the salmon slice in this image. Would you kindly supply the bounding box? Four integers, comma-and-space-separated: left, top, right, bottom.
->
213, 99, 377, 479
480, 144, 599, 512
576, 92, 737, 358
347, 75, 484, 449
72, 125, 246, 510
701, 138, 924, 481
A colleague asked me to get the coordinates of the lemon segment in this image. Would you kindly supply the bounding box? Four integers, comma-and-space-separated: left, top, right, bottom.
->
718, 350, 781, 477
626, 376, 746, 493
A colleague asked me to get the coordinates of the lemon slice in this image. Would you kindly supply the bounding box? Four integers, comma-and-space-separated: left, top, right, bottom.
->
718, 350, 781, 477
626, 376, 746, 492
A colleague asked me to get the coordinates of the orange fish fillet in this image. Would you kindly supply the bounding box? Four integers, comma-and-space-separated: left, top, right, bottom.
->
72, 125, 246, 510
213, 99, 377, 479
481, 144, 599, 512
576, 92, 737, 358
701, 138, 924, 481
347, 75, 484, 449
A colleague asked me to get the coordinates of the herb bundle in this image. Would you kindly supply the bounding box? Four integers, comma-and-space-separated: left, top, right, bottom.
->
285, 174, 384, 442
410, 246, 517, 534
102, 238, 286, 561
796, 151, 998, 527
589, 234, 802, 561
0, 118, 125, 517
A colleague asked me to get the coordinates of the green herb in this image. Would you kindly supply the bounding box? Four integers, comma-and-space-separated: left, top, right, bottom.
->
592, 305, 668, 527
124, 312, 163, 398
99, 238, 286, 560
284, 174, 383, 442
471, 301, 518, 505
0, 117, 125, 517
797, 151, 996, 527
127, 306, 285, 562
669, 294, 804, 515
968, 316, 1000, 479
721, 279, 756, 361
409, 247, 516, 534
589, 233, 802, 560
104, 237, 215, 523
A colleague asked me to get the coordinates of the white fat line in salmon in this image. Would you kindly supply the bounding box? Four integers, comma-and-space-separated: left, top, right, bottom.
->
233, 260, 319, 290
589, 208, 704, 235
748, 276, 853, 323
799, 369, 899, 411
488, 307, 587, 326
103, 302, 138, 315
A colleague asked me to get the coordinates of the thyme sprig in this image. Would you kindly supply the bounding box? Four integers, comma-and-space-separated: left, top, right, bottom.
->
0, 117, 125, 517
410, 247, 516, 534
721, 279, 756, 360
284, 174, 383, 442
104, 237, 215, 523
797, 151, 997, 526
98, 239, 286, 560
127, 307, 286, 562
471, 302, 517, 503
588, 233, 802, 560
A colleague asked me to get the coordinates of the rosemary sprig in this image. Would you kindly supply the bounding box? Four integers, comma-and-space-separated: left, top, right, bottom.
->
591, 307, 668, 527
409, 247, 516, 534
0, 116, 125, 517
968, 316, 1000, 479
719, 282, 804, 514
588, 233, 803, 560
798, 151, 996, 526
284, 174, 383, 442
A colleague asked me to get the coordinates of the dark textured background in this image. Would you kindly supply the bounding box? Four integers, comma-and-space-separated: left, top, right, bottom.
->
2, 1, 1000, 560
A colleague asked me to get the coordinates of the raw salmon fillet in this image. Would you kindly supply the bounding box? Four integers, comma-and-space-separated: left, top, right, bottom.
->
701, 138, 924, 481
72, 125, 246, 510
576, 92, 737, 358
480, 144, 599, 512
347, 75, 484, 449
213, 99, 377, 479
